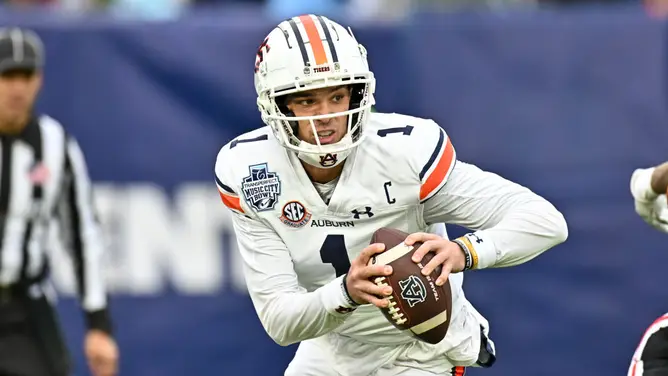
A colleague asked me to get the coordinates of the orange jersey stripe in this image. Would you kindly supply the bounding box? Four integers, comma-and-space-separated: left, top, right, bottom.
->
299, 15, 328, 65
419, 138, 455, 201
219, 191, 244, 213
630, 361, 638, 376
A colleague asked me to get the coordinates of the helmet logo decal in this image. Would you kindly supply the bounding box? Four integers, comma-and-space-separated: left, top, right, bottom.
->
254, 37, 270, 74
319, 153, 338, 167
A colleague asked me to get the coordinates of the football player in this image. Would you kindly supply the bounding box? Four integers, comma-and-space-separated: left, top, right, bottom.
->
628, 163, 668, 376
214, 14, 568, 376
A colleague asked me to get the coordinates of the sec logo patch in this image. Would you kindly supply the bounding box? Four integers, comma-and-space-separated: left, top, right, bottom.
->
279, 201, 312, 228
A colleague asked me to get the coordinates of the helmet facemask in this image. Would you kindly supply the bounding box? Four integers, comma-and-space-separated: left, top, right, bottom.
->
259, 75, 375, 169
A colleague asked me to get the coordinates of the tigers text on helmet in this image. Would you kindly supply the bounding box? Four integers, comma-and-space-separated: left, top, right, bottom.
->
254, 14, 376, 169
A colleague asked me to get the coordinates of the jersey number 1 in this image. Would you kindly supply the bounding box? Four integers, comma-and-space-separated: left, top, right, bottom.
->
377, 125, 414, 137
319, 235, 351, 277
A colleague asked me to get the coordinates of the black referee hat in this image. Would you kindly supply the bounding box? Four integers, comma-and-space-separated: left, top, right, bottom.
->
0, 28, 44, 74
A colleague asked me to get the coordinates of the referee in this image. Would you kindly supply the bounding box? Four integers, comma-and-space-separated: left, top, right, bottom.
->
0, 28, 118, 376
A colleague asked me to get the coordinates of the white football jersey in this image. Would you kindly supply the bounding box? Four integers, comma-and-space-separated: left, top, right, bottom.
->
214, 112, 567, 351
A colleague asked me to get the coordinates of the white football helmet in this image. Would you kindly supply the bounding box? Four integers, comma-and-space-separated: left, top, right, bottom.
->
254, 14, 376, 168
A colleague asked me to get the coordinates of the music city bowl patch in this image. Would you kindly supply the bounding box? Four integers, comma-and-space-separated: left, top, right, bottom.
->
279, 201, 312, 228
241, 163, 281, 212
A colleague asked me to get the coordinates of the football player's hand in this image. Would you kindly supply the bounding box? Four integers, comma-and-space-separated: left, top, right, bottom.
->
631, 168, 668, 233
634, 196, 668, 232
345, 243, 394, 308
404, 232, 466, 287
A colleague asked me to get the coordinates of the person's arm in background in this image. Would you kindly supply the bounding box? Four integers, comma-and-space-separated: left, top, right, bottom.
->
57, 135, 119, 376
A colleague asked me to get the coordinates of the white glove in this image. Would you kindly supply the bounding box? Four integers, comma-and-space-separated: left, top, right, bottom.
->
630, 167, 668, 233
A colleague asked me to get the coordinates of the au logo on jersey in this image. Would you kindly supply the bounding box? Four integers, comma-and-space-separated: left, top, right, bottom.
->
241, 163, 281, 212
279, 201, 312, 228
319, 153, 338, 167
398, 275, 427, 308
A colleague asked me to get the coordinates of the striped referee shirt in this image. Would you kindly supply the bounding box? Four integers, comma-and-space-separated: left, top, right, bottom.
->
0, 114, 111, 333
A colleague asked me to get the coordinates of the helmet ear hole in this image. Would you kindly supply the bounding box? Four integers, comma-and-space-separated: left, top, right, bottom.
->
348, 83, 367, 141
276, 95, 300, 136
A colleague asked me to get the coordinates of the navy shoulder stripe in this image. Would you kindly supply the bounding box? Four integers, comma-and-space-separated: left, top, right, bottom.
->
215, 175, 235, 194
419, 128, 445, 180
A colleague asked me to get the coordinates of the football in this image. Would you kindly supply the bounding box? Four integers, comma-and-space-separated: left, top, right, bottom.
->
368, 227, 452, 344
